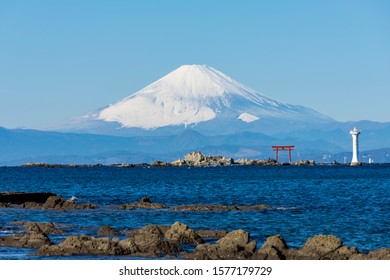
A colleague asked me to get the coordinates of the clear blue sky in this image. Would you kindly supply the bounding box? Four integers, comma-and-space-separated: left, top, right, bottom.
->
0, 0, 389, 128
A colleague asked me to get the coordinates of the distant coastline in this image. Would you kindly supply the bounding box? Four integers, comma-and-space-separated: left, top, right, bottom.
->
15, 151, 371, 168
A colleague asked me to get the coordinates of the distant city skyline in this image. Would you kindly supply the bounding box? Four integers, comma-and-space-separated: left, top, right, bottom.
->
0, 0, 389, 129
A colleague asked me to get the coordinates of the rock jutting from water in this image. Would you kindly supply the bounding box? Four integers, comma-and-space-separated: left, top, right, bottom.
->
116, 197, 271, 211
0, 222, 57, 249
116, 197, 168, 210
171, 151, 235, 167
97, 226, 121, 236
0, 192, 99, 210
0, 192, 56, 205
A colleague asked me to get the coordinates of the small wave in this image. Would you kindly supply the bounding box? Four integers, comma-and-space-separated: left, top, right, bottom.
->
0, 230, 18, 234
275, 206, 299, 211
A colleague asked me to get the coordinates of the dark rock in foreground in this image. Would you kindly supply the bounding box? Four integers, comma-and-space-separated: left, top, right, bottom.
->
124, 224, 181, 257
252, 234, 288, 260
0, 232, 52, 249
251, 234, 369, 260
0, 192, 99, 210
284, 234, 366, 260
188, 229, 255, 260
164, 222, 204, 245
0, 192, 56, 204
367, 248, 390, 260
36, 235, 125, 256
36, 223, 184, 258
0, 222, 53, 248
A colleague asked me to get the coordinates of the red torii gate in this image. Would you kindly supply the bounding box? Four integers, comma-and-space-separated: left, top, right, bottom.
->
272, 145, 295, 162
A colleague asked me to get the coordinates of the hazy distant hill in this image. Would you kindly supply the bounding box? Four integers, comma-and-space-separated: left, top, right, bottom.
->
1, 125, 389, 165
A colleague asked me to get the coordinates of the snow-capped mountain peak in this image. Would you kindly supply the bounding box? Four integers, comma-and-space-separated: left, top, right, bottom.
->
52, 64, 333, 135
96, 64, 304, 129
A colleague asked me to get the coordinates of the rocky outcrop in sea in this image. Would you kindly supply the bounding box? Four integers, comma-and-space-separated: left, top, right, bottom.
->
19, 151, 319, 168
171, 151, 235, 167
169, 151, 312, 167
0, 222, 59, 248
116, 197, 168, 210
116, 197, 271, 211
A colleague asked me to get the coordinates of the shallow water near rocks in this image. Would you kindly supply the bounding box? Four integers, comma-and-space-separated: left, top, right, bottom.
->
0, 165, 389, 259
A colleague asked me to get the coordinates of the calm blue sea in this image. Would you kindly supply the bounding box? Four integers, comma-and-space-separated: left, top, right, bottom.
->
0, 165, 389, 259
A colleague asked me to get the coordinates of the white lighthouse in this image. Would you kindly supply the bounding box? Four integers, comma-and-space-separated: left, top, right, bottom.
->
349, 127, 360, 166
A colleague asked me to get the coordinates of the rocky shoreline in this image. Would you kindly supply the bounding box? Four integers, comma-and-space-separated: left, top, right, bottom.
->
0, 220, 389, 260
0, 192, 271, 212
19, 151, 321, 168
1, 192, 389, 259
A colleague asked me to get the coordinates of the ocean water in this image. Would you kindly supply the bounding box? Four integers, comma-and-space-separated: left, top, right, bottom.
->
0, 165, 389, 259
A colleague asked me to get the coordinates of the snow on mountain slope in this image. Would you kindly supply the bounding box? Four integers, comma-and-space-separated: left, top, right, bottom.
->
238, 113, 259, 123
47, 64, 334, 135
93, 65, 331, 130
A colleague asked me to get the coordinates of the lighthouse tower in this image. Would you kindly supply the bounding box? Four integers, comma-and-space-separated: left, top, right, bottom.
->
349, 127, 360, 166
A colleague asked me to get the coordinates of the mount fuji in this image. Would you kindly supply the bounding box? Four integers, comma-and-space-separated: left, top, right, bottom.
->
3, 64, 389, 165
55, 65, 334, 135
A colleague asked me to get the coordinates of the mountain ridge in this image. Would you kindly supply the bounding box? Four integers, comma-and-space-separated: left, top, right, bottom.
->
1, 125, 390, 165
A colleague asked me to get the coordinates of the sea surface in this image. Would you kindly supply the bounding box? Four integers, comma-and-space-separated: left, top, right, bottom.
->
0, 164, 389, 259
